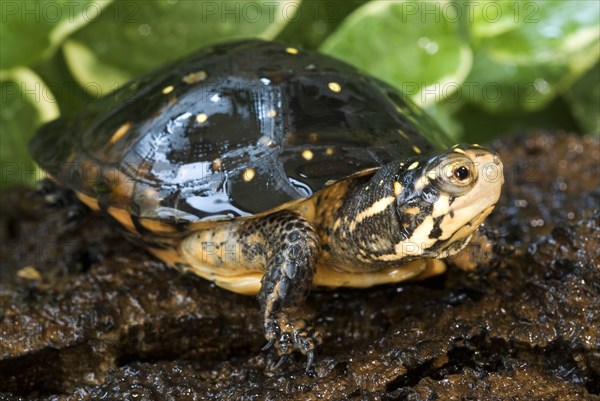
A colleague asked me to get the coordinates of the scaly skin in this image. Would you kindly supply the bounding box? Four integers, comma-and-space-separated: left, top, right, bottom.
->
177, 209, 323, 371
251, 211, 321, 370
40, 146, 502, 373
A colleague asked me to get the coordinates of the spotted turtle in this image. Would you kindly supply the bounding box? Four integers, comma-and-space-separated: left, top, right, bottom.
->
30, 40, 504, 371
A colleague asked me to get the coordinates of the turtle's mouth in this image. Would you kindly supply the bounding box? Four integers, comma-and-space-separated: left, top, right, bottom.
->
433, 203, 497, 257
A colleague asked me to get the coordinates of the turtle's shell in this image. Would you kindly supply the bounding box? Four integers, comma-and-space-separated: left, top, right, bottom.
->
31, 40, 450, 222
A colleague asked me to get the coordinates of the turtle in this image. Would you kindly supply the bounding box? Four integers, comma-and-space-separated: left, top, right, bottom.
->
30, 39, 504, 371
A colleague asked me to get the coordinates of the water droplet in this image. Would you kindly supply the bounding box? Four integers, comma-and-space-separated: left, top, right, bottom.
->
534, 78, 550, 95
530, 218, 545, 227
138, 24, 151, 36
312, 21, 327, 35
539, 25, 562, 39
417, 37, 439, 55
514, 199, 528, 208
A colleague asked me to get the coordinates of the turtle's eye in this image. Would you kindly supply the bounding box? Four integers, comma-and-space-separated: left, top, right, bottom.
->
454, 165, 470, 181
431, 155, 477, 195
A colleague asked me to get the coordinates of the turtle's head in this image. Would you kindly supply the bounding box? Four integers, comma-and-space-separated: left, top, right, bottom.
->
391, 144, 503, 259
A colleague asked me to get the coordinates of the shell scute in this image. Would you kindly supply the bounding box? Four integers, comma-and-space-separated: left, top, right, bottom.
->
31, 40, 450, 222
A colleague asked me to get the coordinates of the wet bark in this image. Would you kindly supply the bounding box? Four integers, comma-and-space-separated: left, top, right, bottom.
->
1, 131, 598, 400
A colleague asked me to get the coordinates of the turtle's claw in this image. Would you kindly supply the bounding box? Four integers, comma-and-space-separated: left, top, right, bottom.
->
261, 338, 275, 351
273, 354, 288, 370
262, 314, 321, 372
305, 349, 315, 375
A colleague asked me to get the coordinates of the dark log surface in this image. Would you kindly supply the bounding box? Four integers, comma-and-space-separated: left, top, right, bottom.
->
1, 131, 598, 400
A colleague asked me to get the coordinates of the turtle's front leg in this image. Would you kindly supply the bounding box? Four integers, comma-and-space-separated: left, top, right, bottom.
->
179, 209, 322, 370
252, 211, 322, 371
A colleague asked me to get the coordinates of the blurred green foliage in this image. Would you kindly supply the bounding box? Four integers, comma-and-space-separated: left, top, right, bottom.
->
1, 0, 598, 187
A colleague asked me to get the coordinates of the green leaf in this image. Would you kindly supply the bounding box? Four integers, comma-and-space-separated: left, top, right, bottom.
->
65, 0, 298, 90
32, 46, 102, 116
276, 0, 369, 49
455, 97, 580, 143
0, 0, 110, 70
320, 0, 472, 106
0, 69, 60, 187
424, 103, 464, 142
565, 63, 600, 134
467, 0, 600, 112
63, 40, 131, 97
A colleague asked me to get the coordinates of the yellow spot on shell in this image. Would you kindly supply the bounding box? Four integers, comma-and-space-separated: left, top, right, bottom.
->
109, 121, 132, 144
412, 146, 422, 154
162, 85, 174, 94
394, 181, 403, 197
196, 113, 208, 124
182, 70, 207, 84
266, 109, 277, 118
211, 158, 222, 172
408, 162, 419, 170
302, 149, 314, 161
243, 168, 256, 182
397, 129, 409, 140
328, 82, 342, 93
286, 47, 299, 55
